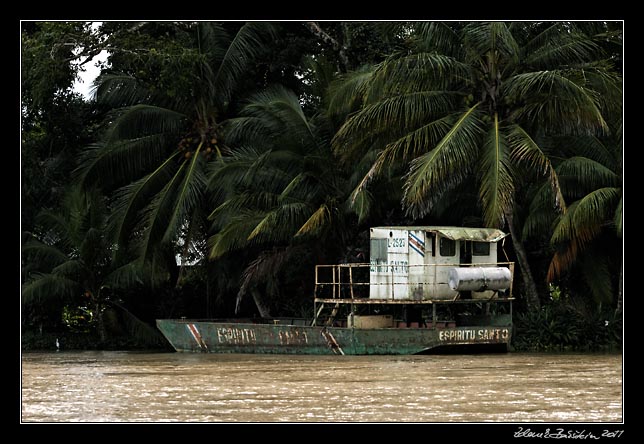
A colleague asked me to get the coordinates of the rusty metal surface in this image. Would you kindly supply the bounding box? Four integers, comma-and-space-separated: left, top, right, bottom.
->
156, 320, 512, 355
372, 226, 508, 242
313, 297, 514, 304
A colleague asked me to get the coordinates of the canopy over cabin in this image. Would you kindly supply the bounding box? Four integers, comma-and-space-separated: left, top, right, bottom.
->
369, 226, 511, 300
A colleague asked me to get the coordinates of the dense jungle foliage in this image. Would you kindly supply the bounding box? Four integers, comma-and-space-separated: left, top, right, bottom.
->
21, 21, 623, 351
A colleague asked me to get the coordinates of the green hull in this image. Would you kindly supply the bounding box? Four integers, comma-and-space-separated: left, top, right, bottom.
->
156, 319, 512, 355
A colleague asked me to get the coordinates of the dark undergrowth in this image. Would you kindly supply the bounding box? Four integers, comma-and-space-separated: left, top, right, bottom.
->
512, 298, 622, 352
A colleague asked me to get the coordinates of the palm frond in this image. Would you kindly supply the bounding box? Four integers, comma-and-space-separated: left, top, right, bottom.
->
161, 144, 208, 247
548, 187, 621, 279
234, 150, 301, 192
108, 300, 166, 346
208, 191, 280, 226
350, 188, 373, 224
212, 22, 278, 107
332, 91, 463, 161
556, 156, 620, 198
108, 154, 179, 254
207, 145, 264, 189
247, 202, 314, 242
614, 196, 622, 237
504, 70, 608, 135
582, 66, 623, 116
196, 22, 230, 63
220, 116, 273, 149
478, 114, 515, 227
462, 22, 519, 67
523, 25, 601, 68
366, 53, 469, 101
207, 211, 266, 259
552, 187, 621, 245
22, 273, 80, 305
22, 239, 69, 270
239, 86, 317, 151
103, 262, 145, 290
51, 259, 89, 281
507, 124, 566, 212
79, 228, 111, 272
403, 104, 485, 219
280, 172, 319, 201
326, 66, 374, 119
350, 115, 456, 202
137, 161, 188, 260
92, 73, 151, 107
33, 210, 73, 249
522, 194, 559, 240
104, 105, 187, 144
415, 22, 463, 57
76, 135, 178, 191
554, 134, 617, 169
296, 204, 331, 237
236, 247, 296, 314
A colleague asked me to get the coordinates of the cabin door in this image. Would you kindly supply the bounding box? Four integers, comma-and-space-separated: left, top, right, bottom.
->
426, 233, 459, 299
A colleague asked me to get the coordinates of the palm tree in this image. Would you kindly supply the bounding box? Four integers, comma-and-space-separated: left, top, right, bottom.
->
523, 121, 622, 309
22, 188, 161, 342
76, 22, 277, 272
207, 85, 350, 317
329, 22, 621, 310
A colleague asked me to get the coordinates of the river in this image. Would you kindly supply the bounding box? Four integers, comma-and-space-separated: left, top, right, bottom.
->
21, 351, 622, 423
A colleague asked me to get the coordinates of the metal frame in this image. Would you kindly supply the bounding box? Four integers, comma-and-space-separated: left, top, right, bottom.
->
312, 262, 515, 327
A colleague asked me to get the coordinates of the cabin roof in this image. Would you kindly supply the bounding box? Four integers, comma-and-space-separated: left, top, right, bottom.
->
371, 226, 508, 242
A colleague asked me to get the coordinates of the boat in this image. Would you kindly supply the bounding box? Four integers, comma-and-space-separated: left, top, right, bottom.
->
156, 226, 515, 355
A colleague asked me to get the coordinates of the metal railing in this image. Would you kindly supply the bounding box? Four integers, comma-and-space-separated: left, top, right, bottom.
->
314, 262, 515, 301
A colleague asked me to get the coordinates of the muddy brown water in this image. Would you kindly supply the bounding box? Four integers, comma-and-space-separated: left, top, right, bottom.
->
21, 351, 622, 423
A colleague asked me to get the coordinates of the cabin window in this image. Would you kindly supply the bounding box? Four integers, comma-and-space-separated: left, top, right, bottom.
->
472, 241, 490, 256
370, 238, 388, 271
439, 237, 456, 257
428, 233, 435, 257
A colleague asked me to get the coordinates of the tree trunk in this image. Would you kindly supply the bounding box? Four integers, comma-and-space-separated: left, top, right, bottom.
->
96, 301, 107, 343
506, 213, 541, 311
251, 289, 272, 319
615, 258, 623, 316
305, 22, 350, 73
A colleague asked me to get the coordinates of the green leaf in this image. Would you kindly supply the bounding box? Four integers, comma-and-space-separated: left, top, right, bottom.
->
22, 273, 80, 305
109, 154, 180, 255
351, 188, 373, 224
556, 156, 620, 197
332, 91, 462, 162
403, 103, 485, 218
523, 25, 601, 69
296, 204, 331, 237
507, 124, 566, 213
548, 187, 621, 280
161, 141, 207, 245
614, 197, 622, 237
504, 70, 608, 135
478, 114, 514, 227
212, 22, 278, 107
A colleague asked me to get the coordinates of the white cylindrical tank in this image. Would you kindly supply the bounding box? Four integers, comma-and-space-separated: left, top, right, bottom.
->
448, 267, 512, 292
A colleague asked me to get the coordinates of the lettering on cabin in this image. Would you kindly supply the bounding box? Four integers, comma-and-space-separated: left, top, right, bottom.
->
369, 259, 408, 273
388, 237, 406, 249
216, 327, 257, 345
438, 328, 509, 342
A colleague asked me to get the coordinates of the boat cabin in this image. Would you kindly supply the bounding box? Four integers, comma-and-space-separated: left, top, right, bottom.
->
369, 226, 511, 300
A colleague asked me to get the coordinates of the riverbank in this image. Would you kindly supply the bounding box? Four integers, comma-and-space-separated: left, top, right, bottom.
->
21, 330, 172, 352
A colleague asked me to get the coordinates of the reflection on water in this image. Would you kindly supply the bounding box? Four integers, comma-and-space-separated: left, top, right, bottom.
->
21, 351, 622, 423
